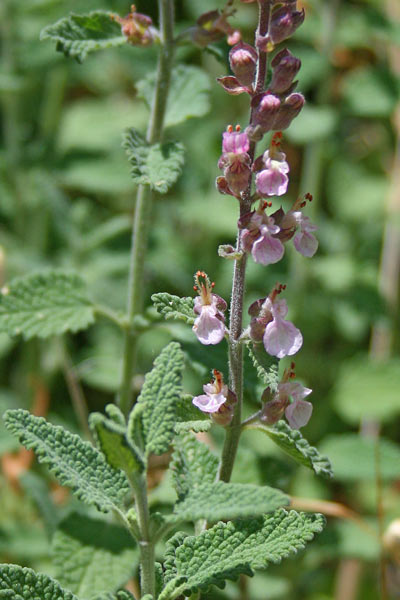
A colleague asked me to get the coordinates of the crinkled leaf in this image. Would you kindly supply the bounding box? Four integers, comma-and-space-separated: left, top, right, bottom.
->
319, 434, 400, 482
174, 394, 210, 434
0, 271, 95, 340
137, 65, 211, 128
90, 412, 145, 474
247, 420, 333, 479
171, 433, 218, 499
40, 11, 126, 63
160, 510, 325, 599
247, 343, 280, 392
123, 128, 185, 194
4, 409, 129, 513
151, 292, 195, 325
128, 342, 184, 456
52, 512, 137, 599
172, 481, 289, 523
0, 563, 78, 600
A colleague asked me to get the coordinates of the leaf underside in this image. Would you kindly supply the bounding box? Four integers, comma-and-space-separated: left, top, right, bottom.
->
172, 481, 290, 523
40, 11, 126, 62
0, 271, 94, 340
249, 420, 333, 479
4, 409, 129, 513
123, 128, 185, 194
52, 512, 136, 599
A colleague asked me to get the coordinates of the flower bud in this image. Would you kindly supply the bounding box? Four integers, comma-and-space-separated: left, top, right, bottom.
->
251, 93, 281, 133
229, 42, 257, 87
270, 49, 301, 94
269, 3, 305, 45
272, 93, 305, 130
111, 6, 156, 47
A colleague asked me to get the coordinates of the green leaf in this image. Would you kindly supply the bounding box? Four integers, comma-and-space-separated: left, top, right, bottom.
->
246, 421, 333, 479
0, 563, 78, 600
319, 434, 400, 482
160, 510, 325, 600
172, 482, 289, 523
122, 128, 185, 194
247, 343, 280, 391
151, 292, 195, 325
333, 357, 400, 424
171, 433, 218, 499
128, 342, 184, 456
4, 410, 129, 513
174, 394, 211, 434
52, 512, 137, 599
0, 271, 95, 340
40, 11, 126, 63
90, 412, 145, 474
137, 65, 211, 128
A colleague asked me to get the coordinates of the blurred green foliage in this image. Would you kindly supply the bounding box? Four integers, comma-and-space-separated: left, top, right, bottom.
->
0, 0, 400, 598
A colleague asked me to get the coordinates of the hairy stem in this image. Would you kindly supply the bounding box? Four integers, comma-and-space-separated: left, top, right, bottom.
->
217, 0, 271, 483
118, 0, 175, 416
131, 473, 155, 598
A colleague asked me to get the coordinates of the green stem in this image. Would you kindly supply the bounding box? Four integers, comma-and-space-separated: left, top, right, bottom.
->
118, 0, 175, 416
131, 474, 155, 598
217, 0, 271, 484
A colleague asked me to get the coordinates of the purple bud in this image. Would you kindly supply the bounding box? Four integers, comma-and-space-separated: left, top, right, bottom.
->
229, 42, 257, 87
261, 397, 286, 424
224, 162, 251, 196
269, 4, 305, 45
270, 49, 301, 94
272, 93, 305, 130
251, 93, 281, 133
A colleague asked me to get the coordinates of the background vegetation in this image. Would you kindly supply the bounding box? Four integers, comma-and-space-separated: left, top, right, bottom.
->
0, 0, 400, 598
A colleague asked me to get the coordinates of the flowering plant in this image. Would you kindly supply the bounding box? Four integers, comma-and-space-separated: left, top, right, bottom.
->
0, 2, 338, 599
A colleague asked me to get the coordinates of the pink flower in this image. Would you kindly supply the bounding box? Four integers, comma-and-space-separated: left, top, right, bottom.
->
240, 210, 284, 266
256, 148, 289, 197
293, 214, 318, 257
192, 271, 227, 345
192, 378, 228, 414
262, 297, 303, 358
280, 194, 319, 257
261, 366, 313, 429
192, 370, 236, 425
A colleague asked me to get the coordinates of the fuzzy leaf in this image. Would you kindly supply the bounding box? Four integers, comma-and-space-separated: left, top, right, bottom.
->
151, 293, 195, 325
0, 271, 95, 340
0, 563, 78, 600
247, 343, 280, 391
122, 128, 185, 194
4, 409, 129, 513
40, 11, 126, 63
247, 420, 333, 479
52, 512, 137, 599
171, 433, 218, 498
128, 342, 184, 456
160, 510, 325, 599
90, 412, 145, 474
137, 65, 211, 128
172, 481, 290, 523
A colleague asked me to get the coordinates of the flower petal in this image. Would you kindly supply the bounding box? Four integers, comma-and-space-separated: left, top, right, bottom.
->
193, 306, 226, 345
263, 317, 303, 358
192, 392, 227, 413
285, 399, 313, 429
293, 231, 318, 257
256, 168, 288, 197
251, 232, 284, 265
